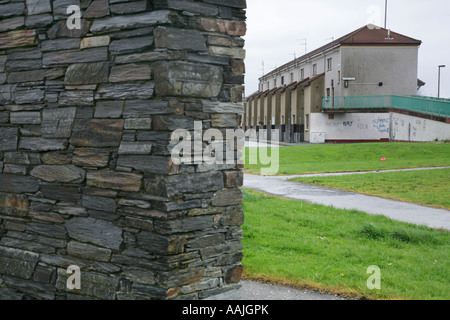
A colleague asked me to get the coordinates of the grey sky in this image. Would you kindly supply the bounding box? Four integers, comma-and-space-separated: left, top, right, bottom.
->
244, 0, 450, 99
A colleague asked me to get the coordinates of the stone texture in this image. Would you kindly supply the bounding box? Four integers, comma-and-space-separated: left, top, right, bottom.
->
43, 47, 107, 66
67, 241, 112, 262
66, 217, 123, 250
65, 62, 109, 85
19, 138, 68, 151
30, 165, 86, 183
80, 35, 110, 49
87, 171, 143, 192
0, 30, 36, 50
94, 101, 124, 118
70, 119, 124, 147
109, 36, 154, 55
0, 246, 39, 280
26, 0, 51, 15
72, 148, 110, 167
0, 193, 29, 217
154, 27, 207, 51
154, 61, 223, 98
0, 174, 39, 193
42, 108, 77, 138
109, 64, 151, 83
0, 127, 18, 151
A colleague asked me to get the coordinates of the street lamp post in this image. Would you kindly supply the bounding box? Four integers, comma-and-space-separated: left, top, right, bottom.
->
438, 65, 445, 98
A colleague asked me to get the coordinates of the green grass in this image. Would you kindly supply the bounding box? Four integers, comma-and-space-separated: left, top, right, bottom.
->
242, 189, 450, 300
290, 168, 450, 209
244, 142, 450, 175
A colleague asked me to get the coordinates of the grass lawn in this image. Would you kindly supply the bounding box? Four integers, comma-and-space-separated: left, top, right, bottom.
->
290, 168, 450, 209
244, 142, 450, 175
242, 189, 450, 300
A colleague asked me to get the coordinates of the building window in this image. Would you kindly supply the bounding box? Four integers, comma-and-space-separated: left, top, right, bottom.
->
300, 69, 305, 80
312, 64, 317, 75
327, 58, 332, 70
281, 76, 285, 85
326, 88, 331, 97
274, 79, 277, 87
306, 114, 310, 130
290, 72, 294, 83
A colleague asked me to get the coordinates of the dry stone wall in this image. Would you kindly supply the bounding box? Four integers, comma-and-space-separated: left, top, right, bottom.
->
0, 0, 246, 300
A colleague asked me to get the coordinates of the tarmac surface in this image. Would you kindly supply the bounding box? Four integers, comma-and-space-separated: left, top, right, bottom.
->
243, 168, 450, 230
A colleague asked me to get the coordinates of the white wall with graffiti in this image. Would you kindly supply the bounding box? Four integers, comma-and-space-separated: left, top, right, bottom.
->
390, 112, 450, 142
310, 113, 390, 142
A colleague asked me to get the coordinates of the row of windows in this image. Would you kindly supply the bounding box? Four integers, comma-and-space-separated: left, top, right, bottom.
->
262, 58, 334, 91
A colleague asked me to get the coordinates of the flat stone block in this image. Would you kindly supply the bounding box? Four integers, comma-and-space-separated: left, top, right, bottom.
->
70, 119, 124, 147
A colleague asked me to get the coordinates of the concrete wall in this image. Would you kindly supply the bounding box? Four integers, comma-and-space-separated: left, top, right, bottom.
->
390, 112, 450, 142
341, 46, 418, 96
311, 113, 390, 142
0, 0, 246, 300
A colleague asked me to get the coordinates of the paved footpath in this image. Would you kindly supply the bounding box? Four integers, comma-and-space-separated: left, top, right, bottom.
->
244, 167, 450, 230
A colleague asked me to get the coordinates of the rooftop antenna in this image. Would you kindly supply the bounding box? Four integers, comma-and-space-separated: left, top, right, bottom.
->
384, 0, 388, 29
298, 39, 307, 54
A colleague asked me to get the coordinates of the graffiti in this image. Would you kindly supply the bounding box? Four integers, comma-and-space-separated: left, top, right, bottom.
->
343, 121, 353, 127
372, 118, 390, 134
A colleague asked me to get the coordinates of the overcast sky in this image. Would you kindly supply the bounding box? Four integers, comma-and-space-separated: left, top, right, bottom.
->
244, 0, 450, 99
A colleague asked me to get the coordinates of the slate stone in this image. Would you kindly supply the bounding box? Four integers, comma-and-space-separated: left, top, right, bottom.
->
82, 195, 117, 212
14, 89, 45, 104
8, 70, 45, 83
25, 13, 53, 28
59, 91, 93, 106
154, 0, 218, 15
95, 82, 154, 100
0, 193, 29, 217
211, 114, 238, 128
53, 0, 81, 18
43, 47, 107, 66
154, 27, 207, 51
0, 112, 8, 123
86, 171, 143, 192
118, 142, 152, 155
153, 61, 223, 98
6, 59, 42, 71
90, 10, 172, 33
41, 38, 81, 52
66, 217, 123, 250
26, 0, 51, 15
0, 246, 39, 280
0, 30, 36, 50
84, 0, 109, 18
123, 100, 168, 116
109, 36, 154, 55
70, 119, 124, 147
40, 185, 80, 203
124, 118, 152, 130
65, 61, 109, 85
137, 232, 186, 255
0, 16, 25, 32
4, 152, 41, 165
202, 101, 244, 114
42, 107, 77, 138
94, 101, 124, 118
110, 1, 147, 14
30, 165, 86, 183
19, 138, 68, 151
67, 241, 112, 262
109, 64, 151, 83
10, 112, 41, 125
117, 155, 173, 175
0, 2, 25, 18
154, 216, 214, 235
79, 35, 110, 49
73, 148, 110, 167
145, 171, 224, 197
211, 188, 243, 207
27, 222, 67, 239
0, 127, 18, 151
0, 84, 16, 104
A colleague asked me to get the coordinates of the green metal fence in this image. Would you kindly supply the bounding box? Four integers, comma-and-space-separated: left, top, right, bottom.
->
323, 95, 450, 118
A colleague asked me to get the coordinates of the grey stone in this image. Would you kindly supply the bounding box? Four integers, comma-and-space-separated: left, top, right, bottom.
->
72, 148, 110, 167
4, 152, 41, 165
117, 155, 172, 175
211, 188, 243, 206
6, 59, 42, 71
41, 38, 81, 52
56, 269, 119, 299
137, 232, 186, 255
0, 112, 8, 123
0, 30, 36, 50
118, 142, 153, 155
42, 107, 77, 138
154, 216, 214, 234
84, 0, 109, 18
25, 13, 53, 28
66, 217, 123, 250
90, 10, 172, 33
155, 0, 218, 15
153, 61, 223, 98
14, 89, 45, 104
94, 101, 124, 118
8, 70, 45, 83
43, 47, 107, 66
53, 0, 81, 18
10, 112, 41, 125
154, 27, 207, 51
0, 84, 16, 104
65, 62, 109, 85
0, 2, 25, 18
202, 101, 244, 114
0, 16, 25, 32
110, 1, 147, 14
82, 195, 117, 212
109, 36, 154, 55
0, 127, 18, 151
59, 91, 94, 106
124, 118, 152, 130
109, 64, 151, 83
123, 100, 168, 116
86, 171, 143, 192
0, 246, 39, 280
30, 165, 86, 183
47, 19, 90, 39
7, 48, 42, 60
95, 82, 155, 100
19, 138, 68, 151
27, 222, 67, 239
41, 185, 80, 203
26, 0, 51, 15
67, 241, 112, 262
70, 119, 124, 147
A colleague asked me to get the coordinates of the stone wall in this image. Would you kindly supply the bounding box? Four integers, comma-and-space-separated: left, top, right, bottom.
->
0, 0, 246, 300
